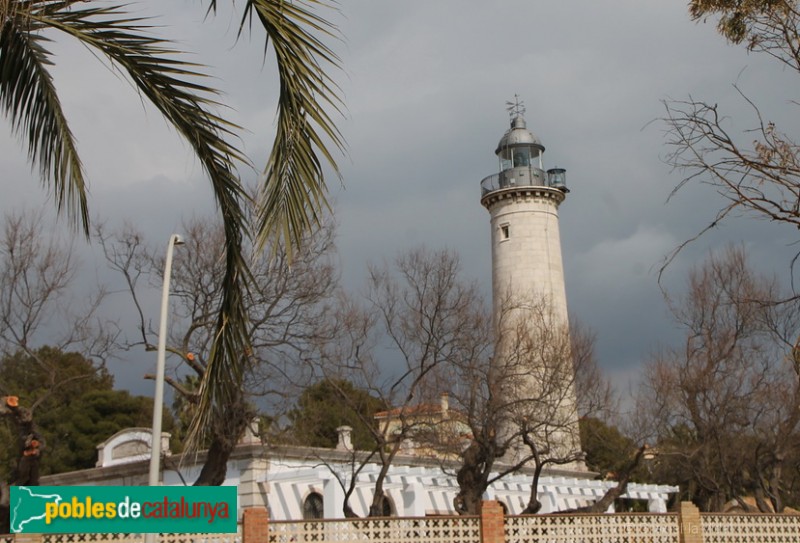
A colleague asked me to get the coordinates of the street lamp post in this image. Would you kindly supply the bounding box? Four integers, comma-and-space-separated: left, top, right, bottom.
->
148, 234, 184, 487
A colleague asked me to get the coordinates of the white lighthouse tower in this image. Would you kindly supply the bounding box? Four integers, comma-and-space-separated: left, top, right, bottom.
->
480, 98, 583, 468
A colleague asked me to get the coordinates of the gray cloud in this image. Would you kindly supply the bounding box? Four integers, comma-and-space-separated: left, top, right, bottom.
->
2, 1, 798, 405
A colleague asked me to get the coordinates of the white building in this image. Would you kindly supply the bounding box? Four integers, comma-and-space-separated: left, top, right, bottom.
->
42, 427, 676, 520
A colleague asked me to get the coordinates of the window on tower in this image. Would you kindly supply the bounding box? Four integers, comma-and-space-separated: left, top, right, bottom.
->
500, 224, 510, 240
513, 150, 530, 167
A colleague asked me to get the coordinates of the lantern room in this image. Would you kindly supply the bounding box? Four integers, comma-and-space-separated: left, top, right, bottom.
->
496, 114, 545, 174
480, 106, 568, 197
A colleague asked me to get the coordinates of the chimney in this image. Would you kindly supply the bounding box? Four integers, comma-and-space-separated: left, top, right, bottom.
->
336, 426, 353, 451
440, 392, 449, 415
239, 417, 261, 445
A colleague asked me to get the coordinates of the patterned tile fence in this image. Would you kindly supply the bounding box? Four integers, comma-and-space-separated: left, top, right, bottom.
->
268, 515, 481, 543
505, 513, 680, 543
5, 504, 800, 543
701, 513, 800, 543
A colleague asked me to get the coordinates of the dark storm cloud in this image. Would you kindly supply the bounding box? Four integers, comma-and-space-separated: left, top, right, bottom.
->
2, 0, 798, 402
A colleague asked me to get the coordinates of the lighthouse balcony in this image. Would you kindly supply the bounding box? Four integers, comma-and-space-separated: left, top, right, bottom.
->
480, 167, 568, 196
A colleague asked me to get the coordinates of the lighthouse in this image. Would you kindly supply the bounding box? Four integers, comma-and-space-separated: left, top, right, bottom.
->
480, 98, 583, 467
480, 99, 570, 321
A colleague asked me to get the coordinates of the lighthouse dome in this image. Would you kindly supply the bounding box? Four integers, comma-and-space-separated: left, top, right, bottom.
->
495, 115, 545, 155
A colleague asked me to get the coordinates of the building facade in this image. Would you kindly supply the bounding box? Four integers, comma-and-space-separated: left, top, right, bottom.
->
42, 427, 676, 520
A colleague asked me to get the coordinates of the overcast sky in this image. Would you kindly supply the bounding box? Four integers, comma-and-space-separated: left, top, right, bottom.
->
2, 1, 799, 404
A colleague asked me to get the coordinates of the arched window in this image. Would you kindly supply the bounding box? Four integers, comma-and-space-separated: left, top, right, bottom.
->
379, 493, 394, 517
303, 492, 324, 520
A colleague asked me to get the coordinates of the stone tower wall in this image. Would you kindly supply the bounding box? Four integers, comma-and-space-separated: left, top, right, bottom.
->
484, 186, 583, 469
488, 190, 568, 323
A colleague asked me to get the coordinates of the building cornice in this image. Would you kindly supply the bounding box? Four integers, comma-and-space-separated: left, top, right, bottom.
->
481, 186, 566, 210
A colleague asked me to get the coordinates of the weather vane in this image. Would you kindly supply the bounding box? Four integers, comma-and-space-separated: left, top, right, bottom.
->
506, 94, 526, 119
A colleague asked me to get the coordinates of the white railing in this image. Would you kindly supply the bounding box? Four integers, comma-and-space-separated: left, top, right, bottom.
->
701, 514, 800, 543
269, 516, 480, 543
505, 513, 680, 543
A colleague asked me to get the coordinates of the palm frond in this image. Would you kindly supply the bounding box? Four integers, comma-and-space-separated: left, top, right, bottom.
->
188, 0, 346, 454
27, 1, 255, 450
3, 0, 344, 459
0, 5, 88, 235
244, 0, 346, 255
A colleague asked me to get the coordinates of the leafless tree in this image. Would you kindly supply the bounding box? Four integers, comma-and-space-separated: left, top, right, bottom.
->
639, 246, 800, 512
663, 1, 800, 271
0, 210, 115, 530
441, 296, 596, 515
306, 248, 486, 517
0, 211, 115, 362
658, 2, 800, 512
305, 247, 619, 517
99, 215, 338, 485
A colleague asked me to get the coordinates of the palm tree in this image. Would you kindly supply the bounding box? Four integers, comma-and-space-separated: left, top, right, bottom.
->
0, 0, 344, 484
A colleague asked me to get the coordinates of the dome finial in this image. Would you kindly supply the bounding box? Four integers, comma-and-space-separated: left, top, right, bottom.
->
506, 94, 526, 121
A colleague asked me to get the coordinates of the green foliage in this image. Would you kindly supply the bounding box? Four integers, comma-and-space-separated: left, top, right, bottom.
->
0, 347, 172, 477
689, 0, 787, 44
579, 417, 637, 477
646, 424, 704, 503
0, 347, 113, 400
289, 379, 385, 450
46, 390, 162, 474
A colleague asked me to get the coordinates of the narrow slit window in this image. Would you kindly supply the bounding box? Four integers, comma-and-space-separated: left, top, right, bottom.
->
501, 224, 510, 240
